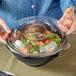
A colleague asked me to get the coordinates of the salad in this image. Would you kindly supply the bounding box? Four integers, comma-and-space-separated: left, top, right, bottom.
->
8, 23, 62, 54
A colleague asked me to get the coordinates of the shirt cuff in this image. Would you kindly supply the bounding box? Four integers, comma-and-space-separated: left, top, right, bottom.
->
61, 1, 73, 13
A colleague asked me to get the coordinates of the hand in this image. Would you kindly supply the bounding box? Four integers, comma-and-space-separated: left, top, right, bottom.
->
0, 18, 11, 44
58, 7, 76, 34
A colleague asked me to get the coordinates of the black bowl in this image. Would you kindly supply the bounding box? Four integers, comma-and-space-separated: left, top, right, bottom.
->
6, 16, 67, 66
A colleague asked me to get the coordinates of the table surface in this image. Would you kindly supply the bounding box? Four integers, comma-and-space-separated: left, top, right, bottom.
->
0, 34, 76, 76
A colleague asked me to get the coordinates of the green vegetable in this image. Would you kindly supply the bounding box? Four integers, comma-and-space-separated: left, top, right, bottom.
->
45, 32, 57, 39
23, 39, 36, 47
28, 36, 36, 40
45, 32, 61, 46
21, 30, 62, 54
53, 38, 61, 46
23, 38, 39, 54
32, 51, 39, 54
16, 31, 22, 35
23, 39, 30, 44
29, 45, 39, 54
29, 28, 36, 33
49, 33, 57, 40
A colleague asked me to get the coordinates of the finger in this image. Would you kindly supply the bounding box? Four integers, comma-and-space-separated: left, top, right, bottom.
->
57, 21, 68, 32
67, 24, 76, 34
3, 32, 9, 39
0, 18, 11, 33
0, 25, 2, 31
61, 12, 73, 22
64, 20, 72, 29
57, 21, 63, 31
67, 29, 73, 34
59, 15, 73, 29
64, 7, 74, 15
69, 7, 75, 15
58, 17, 65, 25
0, 36, 7, 44
61, 7, 74, 21
59, 14, 70, 24
69, 24, 76, 33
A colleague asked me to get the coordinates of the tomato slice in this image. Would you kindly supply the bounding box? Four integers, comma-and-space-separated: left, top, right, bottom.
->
45, 40, 51, 43
36, 41, 44, 46
47, 49, 54, 53
13, 34, 20, 40
35, 42, 40, 46
45, 31, 51, 35
20, 48, 28, 54
14, 34, 19, 38
39, 42, 44, 46
54, 36, 58, 39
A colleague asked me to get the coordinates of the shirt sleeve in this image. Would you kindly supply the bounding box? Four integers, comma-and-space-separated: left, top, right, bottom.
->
60, 0, 76, 13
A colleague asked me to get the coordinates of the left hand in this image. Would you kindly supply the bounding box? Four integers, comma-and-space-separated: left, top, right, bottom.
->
58, 6, 76, 34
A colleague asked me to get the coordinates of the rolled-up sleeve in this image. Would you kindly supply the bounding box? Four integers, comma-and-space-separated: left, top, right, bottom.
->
60, 0, 74, 13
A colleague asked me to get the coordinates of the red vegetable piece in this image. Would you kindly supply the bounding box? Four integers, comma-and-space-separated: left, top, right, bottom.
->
14, 34, 20, 40
54, 36, 58, 39
39, 42, 44, 46
47, 49, 54, 53
36, 41, 44, 46
14, 34, 19, 38
45, 31, 51, 35
45, 40, 51, 43
20, 48, 28, 54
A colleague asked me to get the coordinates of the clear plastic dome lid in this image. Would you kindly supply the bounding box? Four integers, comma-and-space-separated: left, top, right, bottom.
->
6, 16, 67, 57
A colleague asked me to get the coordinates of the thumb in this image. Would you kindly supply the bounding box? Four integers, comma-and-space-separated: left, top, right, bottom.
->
57, 21, 68, 32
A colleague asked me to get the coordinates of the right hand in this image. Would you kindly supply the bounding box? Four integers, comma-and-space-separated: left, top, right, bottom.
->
58, 7, 76, 34
0, 18, 11, 44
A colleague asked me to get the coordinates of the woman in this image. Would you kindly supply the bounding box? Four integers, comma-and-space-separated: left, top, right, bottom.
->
0, 0, 76, 44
